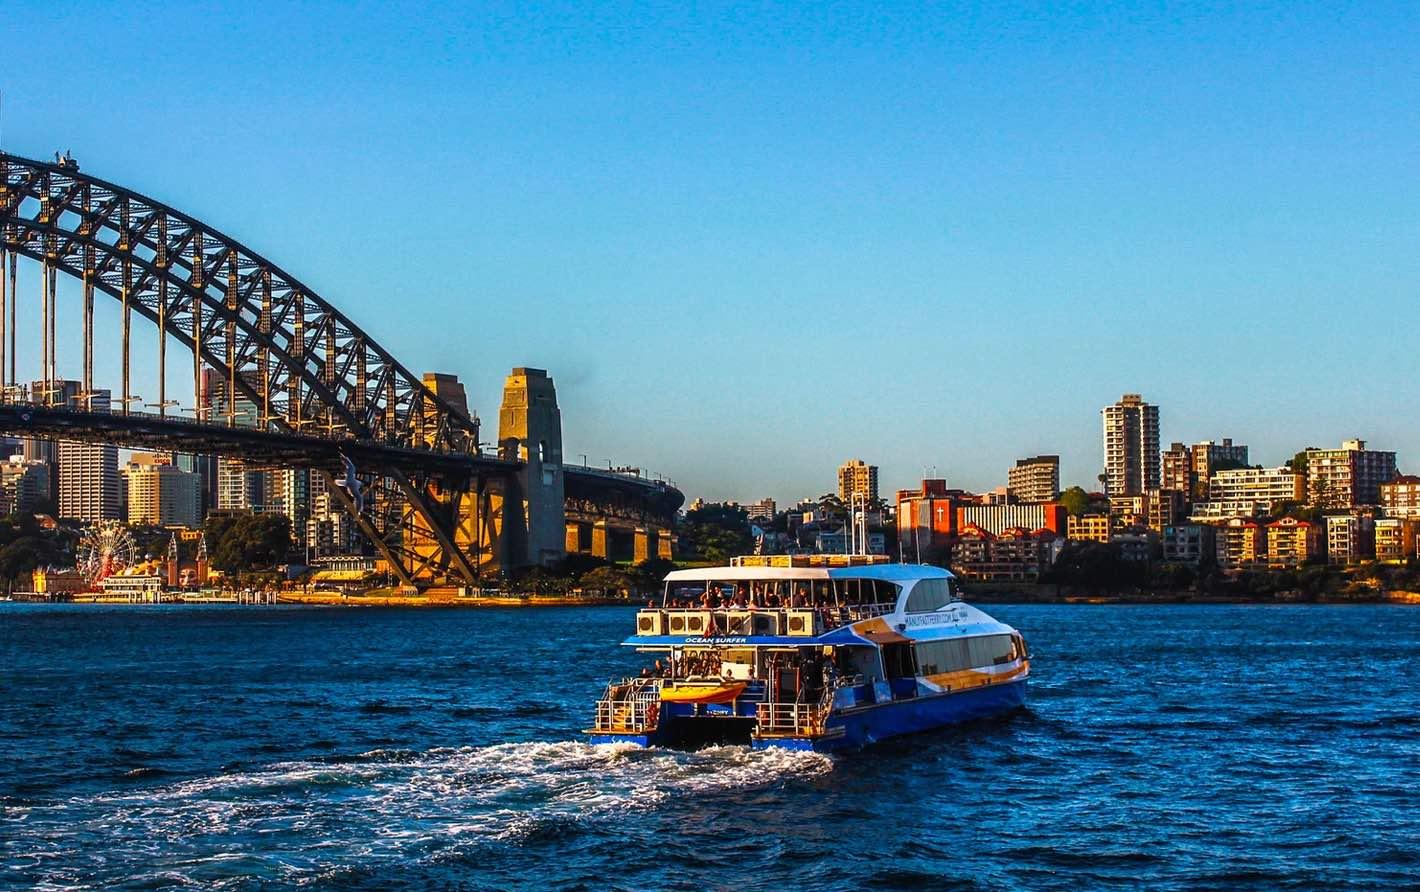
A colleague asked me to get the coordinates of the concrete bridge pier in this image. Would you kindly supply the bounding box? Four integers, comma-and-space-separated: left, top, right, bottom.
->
591, 521, 610, 559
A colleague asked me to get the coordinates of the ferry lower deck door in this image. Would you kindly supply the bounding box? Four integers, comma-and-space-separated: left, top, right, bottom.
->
881, 643, 918, 699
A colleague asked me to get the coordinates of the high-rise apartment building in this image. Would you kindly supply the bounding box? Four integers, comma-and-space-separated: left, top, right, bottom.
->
56, 391, 121, 523
0, 457, 50, 513
24, 379, 83, 504
207, 369, 268, 513
1007, 455, 1060, 503
1161, 443, 1193, 496
216, 458, 266, 511
1102, 394, 1159, 496
265, 468, 310, 536
126, 455, 202, 528
1305, 439, 1398, 508
837, 459, 879, 503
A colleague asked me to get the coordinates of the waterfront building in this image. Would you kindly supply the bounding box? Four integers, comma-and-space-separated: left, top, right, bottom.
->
1380, 475, 1420, 518
99, 573, 165, 601
1326, 514, 1374, 565
1266, 517, 1320, 568
1007, 455, 1059, 503
1215, 518, 1264, 569
0, 456, 51, 513
1162, 524, 1216, 567
1374, 518, 1420, 564
1102, 393, 1160, 496
950, 525, 1060, 582
32, 567, 89, 595
1067, 513, 1110, 543
1207, 466, 1305, 511
126, 456, 202, 528
1111, 532, 1155, 563
744, 498, 776, 522
1304, 439, 1398, 508
837, 459, 879, 503
958, 502, 1066, 537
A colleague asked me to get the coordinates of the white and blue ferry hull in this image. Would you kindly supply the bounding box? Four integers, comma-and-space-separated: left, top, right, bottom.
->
758, 676, 1028, 752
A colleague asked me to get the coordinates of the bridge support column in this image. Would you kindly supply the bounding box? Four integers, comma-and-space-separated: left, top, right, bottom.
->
498, 368, 566, 568
633, 528, 652, 564
591, 521, 609, 559
565, 521, 582, 553
657, 529, 676, 561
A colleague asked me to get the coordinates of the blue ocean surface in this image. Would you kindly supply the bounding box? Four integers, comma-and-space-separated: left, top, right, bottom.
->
1, 602, 1416, 890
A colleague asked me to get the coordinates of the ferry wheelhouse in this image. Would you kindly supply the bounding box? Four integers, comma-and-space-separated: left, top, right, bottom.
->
587, 556, 1029, 752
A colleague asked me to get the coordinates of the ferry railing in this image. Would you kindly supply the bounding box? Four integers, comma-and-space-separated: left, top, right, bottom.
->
592, 677, 663, 734
755, 686, 835, 738
645, 603, 898, 637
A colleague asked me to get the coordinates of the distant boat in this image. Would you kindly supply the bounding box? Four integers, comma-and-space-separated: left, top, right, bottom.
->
587, 556, 1030, 752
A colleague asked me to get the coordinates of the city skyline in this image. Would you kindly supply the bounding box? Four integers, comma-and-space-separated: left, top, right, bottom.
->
3, 3, 1419, 504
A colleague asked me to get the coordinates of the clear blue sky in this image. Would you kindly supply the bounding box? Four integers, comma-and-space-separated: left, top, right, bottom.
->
3, 2, 1417, 504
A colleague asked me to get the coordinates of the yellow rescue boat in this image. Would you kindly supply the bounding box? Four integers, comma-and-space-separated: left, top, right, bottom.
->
659, 681, 747, 704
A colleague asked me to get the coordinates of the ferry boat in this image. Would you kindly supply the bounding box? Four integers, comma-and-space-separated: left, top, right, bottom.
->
587, 556, 1029, 752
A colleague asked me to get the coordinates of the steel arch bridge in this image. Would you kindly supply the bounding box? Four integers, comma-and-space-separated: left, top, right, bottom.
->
0, 151, 680, 587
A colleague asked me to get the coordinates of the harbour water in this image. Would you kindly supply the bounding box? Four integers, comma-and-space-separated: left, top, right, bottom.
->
2, 602, 1416, 889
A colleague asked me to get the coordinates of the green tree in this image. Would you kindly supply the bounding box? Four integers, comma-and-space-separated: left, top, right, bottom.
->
1059, 486, 1091, 516
205, 513, 293, 573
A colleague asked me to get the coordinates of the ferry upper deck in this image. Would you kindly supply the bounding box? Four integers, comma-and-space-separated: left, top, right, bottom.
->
631, 555, 1006, 645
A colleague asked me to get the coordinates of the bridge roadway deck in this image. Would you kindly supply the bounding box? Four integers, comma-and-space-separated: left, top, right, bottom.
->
0, 402, 682, 515
0, 402, 516, 480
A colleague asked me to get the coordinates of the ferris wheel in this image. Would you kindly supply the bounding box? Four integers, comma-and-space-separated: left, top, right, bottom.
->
77, 522, 139, 584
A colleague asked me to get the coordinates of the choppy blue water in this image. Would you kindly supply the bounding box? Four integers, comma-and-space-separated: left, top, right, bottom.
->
1, 602, 1416, 890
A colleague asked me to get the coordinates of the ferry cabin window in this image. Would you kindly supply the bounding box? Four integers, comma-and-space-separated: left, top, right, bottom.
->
914, 634, 1017, 675
904, 578, 952, 613
833, 578, 899, 606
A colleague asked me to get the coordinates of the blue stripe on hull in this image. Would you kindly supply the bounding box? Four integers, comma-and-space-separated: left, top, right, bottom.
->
752, 678, 1027, 753
588, 732, 653, 747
